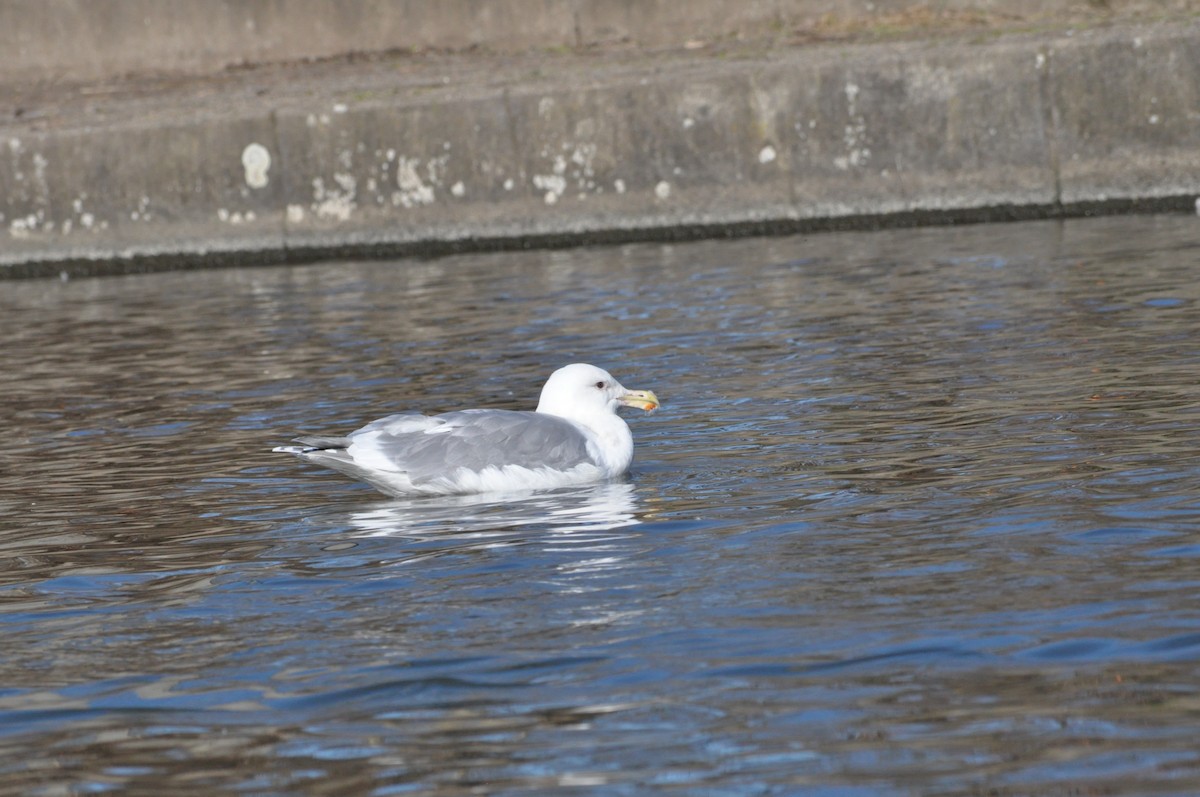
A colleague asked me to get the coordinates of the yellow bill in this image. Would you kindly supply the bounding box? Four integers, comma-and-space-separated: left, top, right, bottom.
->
618, 389, 660, 413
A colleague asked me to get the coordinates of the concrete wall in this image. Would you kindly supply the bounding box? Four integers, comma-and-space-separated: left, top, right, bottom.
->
1, 3, 1199, 276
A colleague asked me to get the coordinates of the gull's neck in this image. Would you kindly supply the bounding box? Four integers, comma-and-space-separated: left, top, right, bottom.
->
539, 405, 634, 477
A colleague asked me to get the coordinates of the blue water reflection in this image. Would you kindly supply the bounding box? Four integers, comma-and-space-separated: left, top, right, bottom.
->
2, 215, 1200, 793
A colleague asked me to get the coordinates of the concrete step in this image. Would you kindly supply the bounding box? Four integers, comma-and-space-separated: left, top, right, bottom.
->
2, 19, 1198, 277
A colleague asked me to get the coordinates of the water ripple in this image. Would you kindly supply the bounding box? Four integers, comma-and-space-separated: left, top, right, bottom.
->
3, 216, 1200, 793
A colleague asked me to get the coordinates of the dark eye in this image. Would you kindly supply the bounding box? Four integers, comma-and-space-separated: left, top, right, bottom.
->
595, 381, 607, 389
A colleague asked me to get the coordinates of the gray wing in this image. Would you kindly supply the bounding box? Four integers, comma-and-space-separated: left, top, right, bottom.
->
278, 412, 429, 454
348, 409, 595, 485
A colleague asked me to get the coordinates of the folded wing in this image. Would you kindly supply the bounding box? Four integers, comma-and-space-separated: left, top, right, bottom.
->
292, 409, 597, 492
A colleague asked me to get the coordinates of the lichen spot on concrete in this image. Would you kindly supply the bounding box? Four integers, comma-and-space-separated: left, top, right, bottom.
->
758, 145, 777, 164
217, 208, 254, 224
242, 143, 271, 189
9, 217, 33, 239
395, 157, 435, 208
533, 173, 566, 205
287, 204, 306, 224
655, 181, 671, 200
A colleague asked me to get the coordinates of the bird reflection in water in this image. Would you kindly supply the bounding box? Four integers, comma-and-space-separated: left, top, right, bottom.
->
346, 481, 642, 540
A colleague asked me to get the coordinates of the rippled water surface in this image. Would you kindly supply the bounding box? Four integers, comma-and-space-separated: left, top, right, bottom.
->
3, 215, 1200, 795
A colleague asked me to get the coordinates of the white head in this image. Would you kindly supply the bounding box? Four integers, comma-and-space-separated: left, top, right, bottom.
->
535, 363, 659, 423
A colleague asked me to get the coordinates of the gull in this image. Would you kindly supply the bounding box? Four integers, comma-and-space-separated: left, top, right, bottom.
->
273, 363, 659, 497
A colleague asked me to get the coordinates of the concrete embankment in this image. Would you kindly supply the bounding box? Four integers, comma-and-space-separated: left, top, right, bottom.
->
2, 2, 1199, 278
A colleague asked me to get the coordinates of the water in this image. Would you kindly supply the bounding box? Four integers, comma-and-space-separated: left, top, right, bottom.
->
2, 215, 1200, 795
